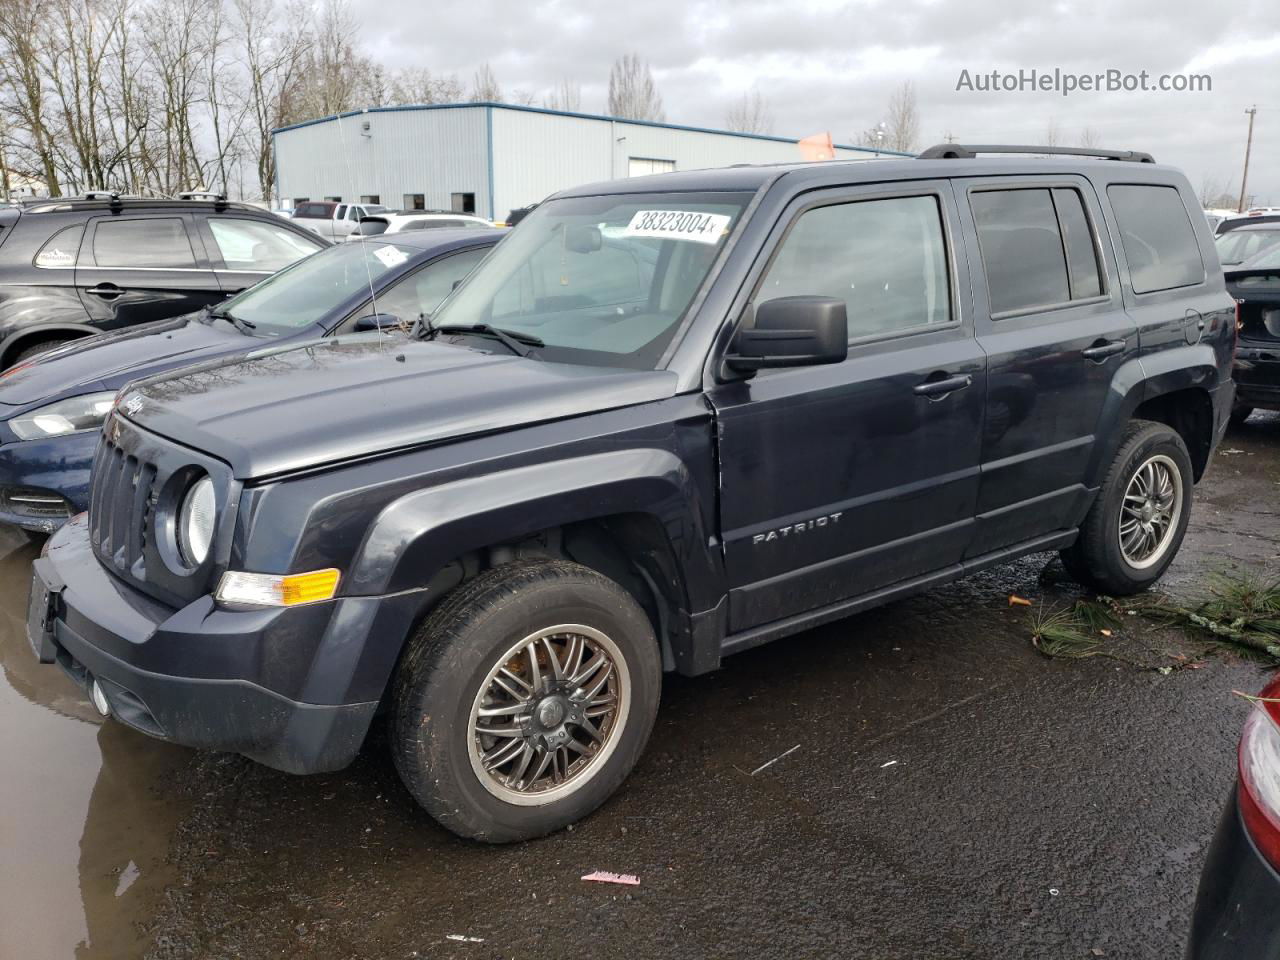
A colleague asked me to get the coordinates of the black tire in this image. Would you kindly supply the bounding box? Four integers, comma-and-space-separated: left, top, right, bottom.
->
1230, 404, 1254, 426
391, 558, 661, 843
1060, 420, 1194, 596
12, 338, 71, 366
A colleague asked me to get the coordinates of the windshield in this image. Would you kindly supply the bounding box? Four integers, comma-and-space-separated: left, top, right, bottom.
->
216, 240, 416, 336
430, 191, 751, 369
1216, 228, 1280, 265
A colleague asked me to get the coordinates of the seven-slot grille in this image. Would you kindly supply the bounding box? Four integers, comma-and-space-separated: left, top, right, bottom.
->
89, 433, 158, 574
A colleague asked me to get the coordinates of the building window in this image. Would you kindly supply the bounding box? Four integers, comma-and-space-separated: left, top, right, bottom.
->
324, 195, 342, 202
451, 192, 476, 214
293, 197, 310, 206
360, 194, 381, 205
404, 193, 426, 210
628, 157, 676, 177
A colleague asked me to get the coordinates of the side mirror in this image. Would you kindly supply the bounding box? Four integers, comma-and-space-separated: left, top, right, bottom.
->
354, 313, 402, 332
725, 296, 848, 373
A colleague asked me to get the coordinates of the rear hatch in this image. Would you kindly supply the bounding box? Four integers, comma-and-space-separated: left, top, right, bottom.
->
1227, 267, 1280, 343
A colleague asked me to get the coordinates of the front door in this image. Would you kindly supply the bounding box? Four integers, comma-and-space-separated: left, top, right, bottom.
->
955, 176, 1138, 556
709, 181, 986, 633
75, 214, 221, 330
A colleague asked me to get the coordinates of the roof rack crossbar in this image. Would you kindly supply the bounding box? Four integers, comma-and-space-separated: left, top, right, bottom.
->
917, 143, 1155, 163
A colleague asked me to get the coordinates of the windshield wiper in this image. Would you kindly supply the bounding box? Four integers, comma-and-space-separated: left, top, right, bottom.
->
429, 323, 543, 358
209, 304, 257, 333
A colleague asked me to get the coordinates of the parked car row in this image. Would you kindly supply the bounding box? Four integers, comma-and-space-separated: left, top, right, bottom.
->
0, 227, 502, 531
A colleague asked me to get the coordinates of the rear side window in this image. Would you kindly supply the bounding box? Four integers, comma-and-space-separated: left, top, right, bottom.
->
757, 194, 952, 339
207, 218, 321, 271
1107, 184, 1205, 294
34, 224, 84, 268
293, 202, 333, 219
92, 218, 195, 268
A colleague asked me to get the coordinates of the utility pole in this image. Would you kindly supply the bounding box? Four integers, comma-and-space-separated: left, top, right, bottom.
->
1238, 105, 1257, 214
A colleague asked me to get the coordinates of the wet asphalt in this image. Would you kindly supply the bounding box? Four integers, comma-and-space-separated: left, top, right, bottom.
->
1, 413, 1278, 960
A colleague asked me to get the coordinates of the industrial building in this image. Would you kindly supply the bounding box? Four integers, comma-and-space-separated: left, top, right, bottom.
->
271, 102, 893, 220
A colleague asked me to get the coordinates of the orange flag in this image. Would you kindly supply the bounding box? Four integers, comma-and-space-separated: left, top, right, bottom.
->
798, 132, 834, 162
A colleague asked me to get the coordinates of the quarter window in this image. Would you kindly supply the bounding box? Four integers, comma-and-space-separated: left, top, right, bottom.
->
1108, 184, 1205, 293
1054, 189, 1103, 300
92, 218, 195, 268
757, 194, 952, 339
34, 224, 83, 268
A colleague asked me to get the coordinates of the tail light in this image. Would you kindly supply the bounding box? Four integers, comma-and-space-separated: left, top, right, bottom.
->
1234, 300, 1242, 351
1237, 674, 1280, 870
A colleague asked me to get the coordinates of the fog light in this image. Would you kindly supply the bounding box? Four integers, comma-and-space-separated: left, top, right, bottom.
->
89, 678, 111, 717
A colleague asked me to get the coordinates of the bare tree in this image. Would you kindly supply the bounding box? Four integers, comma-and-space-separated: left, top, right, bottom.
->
543, 77, 581, 112
1044, 119, 1061, 147
724, 87, 772, 134
470, 62, 501, 102
0, 0, 63, 194
608, 53, 664, 122
1078, 126, 1099, 149
391, 66, 463, 105
884, 81, 918, 152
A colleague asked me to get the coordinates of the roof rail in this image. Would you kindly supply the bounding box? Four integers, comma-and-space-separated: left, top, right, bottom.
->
917, 144, 1155, 163
178, 190, 226, 202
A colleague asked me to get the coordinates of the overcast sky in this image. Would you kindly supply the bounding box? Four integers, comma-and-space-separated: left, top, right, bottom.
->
354, 0, 1280, 205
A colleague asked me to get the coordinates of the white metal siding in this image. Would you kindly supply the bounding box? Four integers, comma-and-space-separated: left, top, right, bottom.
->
275, 104, 884, 220
274, 107, 491, 216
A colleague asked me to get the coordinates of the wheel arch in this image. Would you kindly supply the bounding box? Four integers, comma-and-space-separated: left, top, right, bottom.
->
345, 449, 724, 693
0, 322, 99, 368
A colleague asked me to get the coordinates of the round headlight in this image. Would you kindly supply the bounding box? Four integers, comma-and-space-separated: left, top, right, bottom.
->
177, 476, 216, 567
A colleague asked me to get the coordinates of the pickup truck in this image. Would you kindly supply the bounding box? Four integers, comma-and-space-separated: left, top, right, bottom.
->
28, 145, 1235, 843
292, 200, 388, 240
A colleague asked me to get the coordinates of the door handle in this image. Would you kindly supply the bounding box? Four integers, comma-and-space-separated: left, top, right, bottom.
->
913, 373, 973, 398
1081, 339, 1126, 361
85, 284, 124, 299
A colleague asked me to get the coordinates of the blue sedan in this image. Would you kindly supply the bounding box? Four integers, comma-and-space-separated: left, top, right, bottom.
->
0, 228, 504, 532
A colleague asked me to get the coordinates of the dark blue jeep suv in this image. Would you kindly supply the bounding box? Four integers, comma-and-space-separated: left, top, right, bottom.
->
27, 145, 1235, 842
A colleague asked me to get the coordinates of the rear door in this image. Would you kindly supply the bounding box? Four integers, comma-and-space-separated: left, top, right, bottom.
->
195, 215, 326, 295
710, 180, 986, 632
957, 176, 1136, 555
74, 214, 221, 330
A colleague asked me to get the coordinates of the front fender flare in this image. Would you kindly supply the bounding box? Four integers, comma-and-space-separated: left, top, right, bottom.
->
348, 447, 720, 612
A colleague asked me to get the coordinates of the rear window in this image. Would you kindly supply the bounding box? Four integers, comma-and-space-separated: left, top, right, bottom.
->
1215, 229, 1280, 267
1108, 184, 1205, 294
293, 202, 335, 219
970, 188, 1104, 315
93, 218, 195, 268
403, 219, 469, 230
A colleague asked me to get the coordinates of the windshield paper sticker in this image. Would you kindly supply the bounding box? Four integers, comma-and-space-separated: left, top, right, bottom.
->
372, 245, 409, 269
623, 210, 731, 245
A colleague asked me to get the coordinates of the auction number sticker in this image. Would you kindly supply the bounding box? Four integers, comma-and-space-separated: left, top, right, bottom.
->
623, 210, 731, 245
372, 245, 410, 269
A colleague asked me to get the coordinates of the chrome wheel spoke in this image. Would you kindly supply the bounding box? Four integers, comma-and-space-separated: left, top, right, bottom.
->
469, 625, 626, 803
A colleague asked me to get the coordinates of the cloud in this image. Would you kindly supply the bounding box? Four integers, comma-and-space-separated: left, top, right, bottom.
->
348, 0, 1280, 202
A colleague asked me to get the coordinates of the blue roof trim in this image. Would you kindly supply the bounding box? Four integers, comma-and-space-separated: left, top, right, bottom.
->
271, 101, 913, 157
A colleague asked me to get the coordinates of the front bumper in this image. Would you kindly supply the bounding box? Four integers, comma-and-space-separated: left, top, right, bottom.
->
28, 515, 383, 774
0, 430, 95, 532
1234, 342, 1280, 410
1187, 785, 1280, 959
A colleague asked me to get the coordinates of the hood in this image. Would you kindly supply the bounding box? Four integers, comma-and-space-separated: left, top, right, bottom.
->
0, 314, 251, 408
120, 336, 679, 479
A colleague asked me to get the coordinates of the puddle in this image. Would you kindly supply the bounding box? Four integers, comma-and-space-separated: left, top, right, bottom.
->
0, 529, 192, 959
